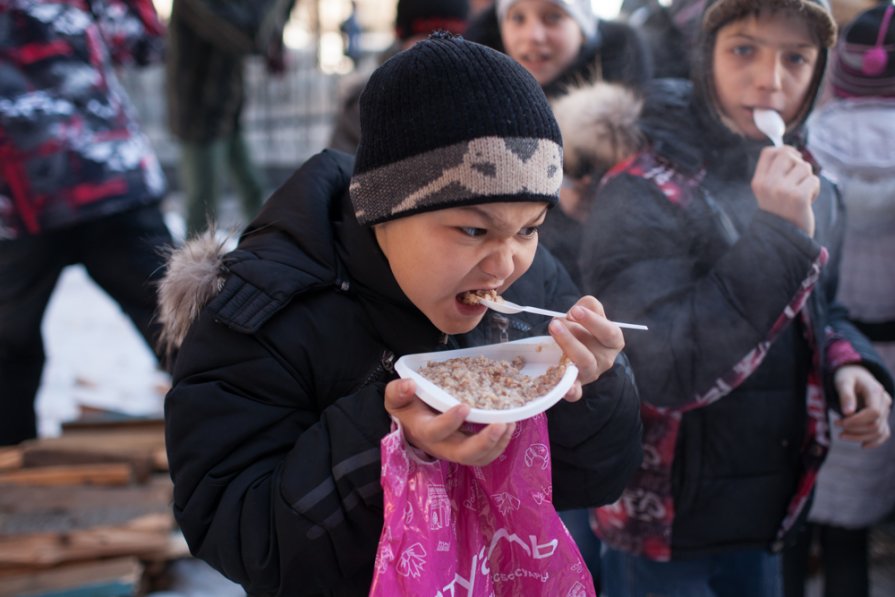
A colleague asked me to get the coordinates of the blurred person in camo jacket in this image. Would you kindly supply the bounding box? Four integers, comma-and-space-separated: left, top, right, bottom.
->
0, 0, 173, 445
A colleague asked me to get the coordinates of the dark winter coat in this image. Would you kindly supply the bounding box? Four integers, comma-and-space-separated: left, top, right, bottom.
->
165, 0, 292, 143
0, 0, 166, 239
161, 150, 643, 596
464, 5, 653, 99
581, 77, 894, 560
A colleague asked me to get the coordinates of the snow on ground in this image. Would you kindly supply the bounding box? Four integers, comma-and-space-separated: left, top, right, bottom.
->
36, 263, 167, 438
35, 209, 245, 596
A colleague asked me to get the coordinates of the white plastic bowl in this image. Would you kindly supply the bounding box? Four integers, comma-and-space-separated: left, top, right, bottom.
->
394, 336, 578, 424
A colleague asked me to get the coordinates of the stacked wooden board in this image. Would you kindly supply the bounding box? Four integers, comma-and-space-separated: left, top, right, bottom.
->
0, 416, 187, 597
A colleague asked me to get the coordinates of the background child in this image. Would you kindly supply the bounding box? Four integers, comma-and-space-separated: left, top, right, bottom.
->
328, 0, 471, 154
785, 3, 895, 596
160, 34, 642, 596
578, 1, 894, 595
0, 0, 173, 446
466, 0, 653, 97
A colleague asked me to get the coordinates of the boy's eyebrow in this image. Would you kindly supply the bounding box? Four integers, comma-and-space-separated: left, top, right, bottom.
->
725, 31, 817, 50
459, 205, 549, 228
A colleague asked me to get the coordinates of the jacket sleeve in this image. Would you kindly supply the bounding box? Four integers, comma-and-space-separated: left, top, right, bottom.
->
532, 246, 644, 509
165, 311, 391, 597
579, 172, 827, 410
91, 0, 166, 66
549, 355, 642, 509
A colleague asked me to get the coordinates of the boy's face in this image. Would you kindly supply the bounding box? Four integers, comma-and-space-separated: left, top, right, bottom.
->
374, 201, 548, 335
711, 11, 820, 139
500, 0, 584, 86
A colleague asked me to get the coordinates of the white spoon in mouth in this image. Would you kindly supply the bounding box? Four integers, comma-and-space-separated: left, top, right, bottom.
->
753, 109, 785, 147
478, 298, 649, 331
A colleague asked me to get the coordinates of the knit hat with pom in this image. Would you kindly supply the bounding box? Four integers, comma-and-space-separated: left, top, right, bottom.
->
829, 2, 895, 98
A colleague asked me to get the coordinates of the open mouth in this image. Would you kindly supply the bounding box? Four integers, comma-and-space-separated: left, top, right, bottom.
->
458, 289, 500, 305
519, 51, 551, 67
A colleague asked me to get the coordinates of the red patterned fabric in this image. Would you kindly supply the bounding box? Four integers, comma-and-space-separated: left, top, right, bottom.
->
0, 0, 166, 238
592, 150, 835, 560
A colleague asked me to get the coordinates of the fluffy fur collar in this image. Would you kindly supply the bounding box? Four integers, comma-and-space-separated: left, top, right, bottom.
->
157, 231, 231, 356
550, 80, 644, 177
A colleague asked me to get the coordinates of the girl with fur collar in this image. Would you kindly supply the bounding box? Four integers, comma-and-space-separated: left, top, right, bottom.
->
578, 1, 893, 595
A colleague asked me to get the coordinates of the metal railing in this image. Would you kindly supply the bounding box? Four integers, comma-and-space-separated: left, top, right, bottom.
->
119, 47, 341, 179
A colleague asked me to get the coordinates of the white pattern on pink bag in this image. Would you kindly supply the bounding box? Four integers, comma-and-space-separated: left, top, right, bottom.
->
370, 414, 596, 596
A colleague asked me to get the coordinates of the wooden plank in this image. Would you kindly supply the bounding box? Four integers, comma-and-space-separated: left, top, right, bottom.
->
0, 556, 140, 597
0, 449, 22, 471
140, 530, 192, 563
0, 478, 172, 538
0, 513, 172, 568
152, 448, 168, 471
0, 463, 133, 487
61, 414, 164, 434
21, 429, 166, 482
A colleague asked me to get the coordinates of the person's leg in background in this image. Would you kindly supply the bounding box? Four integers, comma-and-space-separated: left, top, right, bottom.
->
818, 524, 869, 597
783, 522, 815, 597
0, 234, 66, 444
558, 508, 602, 589
601, 544, 714, 597
78, 205, 175, 367
180, 139, 224, 236
225, 126, 266, 224
708, 547, 784, 597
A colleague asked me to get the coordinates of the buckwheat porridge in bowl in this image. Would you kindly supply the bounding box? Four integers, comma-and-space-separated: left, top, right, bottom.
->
417, 355, 568, 410
394, 336, 579, 423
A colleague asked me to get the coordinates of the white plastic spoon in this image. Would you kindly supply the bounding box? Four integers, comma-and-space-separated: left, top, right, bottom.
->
753, 109, 785, 147
478, 298, 649, 331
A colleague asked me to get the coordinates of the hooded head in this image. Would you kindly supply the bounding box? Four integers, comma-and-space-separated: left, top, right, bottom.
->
693, 0, 837, 138
496, 0, 597, 42
350, 33, 562, 226
494, 0, 598, 88
829, 2, 895, 98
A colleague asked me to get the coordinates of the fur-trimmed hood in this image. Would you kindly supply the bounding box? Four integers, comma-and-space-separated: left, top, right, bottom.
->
157, 231, 231, 356
550, 81, 644, 178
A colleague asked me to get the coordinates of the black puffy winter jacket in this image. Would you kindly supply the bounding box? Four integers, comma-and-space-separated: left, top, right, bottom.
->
163, 150, 643, 596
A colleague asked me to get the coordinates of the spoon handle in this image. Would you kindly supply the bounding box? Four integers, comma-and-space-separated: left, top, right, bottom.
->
520, 305, 650, 330
521, 305, 568, 317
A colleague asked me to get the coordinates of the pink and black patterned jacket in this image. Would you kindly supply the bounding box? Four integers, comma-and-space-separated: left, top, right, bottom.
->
579, 79, 893, 560
0, 0, 166, 239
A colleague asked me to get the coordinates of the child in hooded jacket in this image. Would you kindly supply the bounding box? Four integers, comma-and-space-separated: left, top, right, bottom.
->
578, 1, 894, 595
160, 34, 642, 597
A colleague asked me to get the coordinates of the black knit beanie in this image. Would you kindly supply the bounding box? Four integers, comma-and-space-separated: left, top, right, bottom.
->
395, 0, 470, 41
350, 33, 563, 226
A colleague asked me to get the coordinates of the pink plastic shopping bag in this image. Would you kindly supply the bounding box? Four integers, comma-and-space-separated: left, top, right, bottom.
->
370, 413, 596, 597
